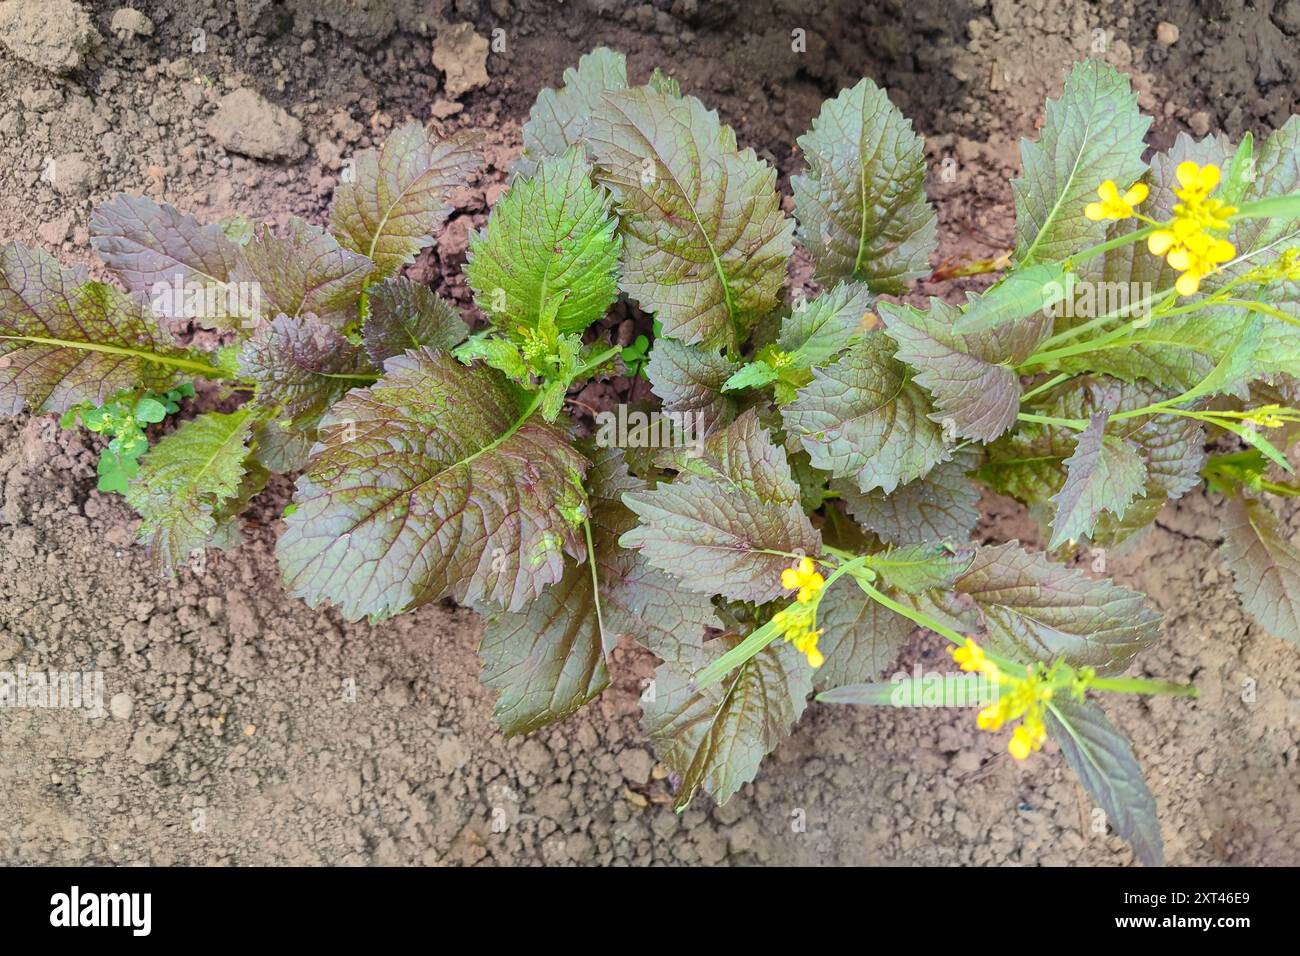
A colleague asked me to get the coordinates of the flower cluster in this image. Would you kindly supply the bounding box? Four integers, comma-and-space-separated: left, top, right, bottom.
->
1245, 247, 1300, 285
775, 557, 827, 668
1147, 161, 1237, 296
1085, 162, 1238, 296
951, 638, 1054, 761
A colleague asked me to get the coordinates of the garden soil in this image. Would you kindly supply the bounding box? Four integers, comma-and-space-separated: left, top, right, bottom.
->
1, 0, 1297, 865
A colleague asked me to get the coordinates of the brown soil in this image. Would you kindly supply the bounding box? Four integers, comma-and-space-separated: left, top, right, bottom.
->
1, 0, 1297, 866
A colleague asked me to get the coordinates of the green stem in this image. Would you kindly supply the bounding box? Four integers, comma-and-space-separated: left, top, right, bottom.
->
855, 579, 966, 646
1019, 372, 1072, 404
1223, 298, 1300, 329
0, 335, 233, 380
1017, 412, 1087, 430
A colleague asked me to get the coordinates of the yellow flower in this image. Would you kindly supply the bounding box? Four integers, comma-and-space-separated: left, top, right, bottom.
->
1144, 162, 1237, 296
1085, 180, 1148, 221
772, 603, 824, 668
961, 656, 1054, 761
1006, 705, 1048, 760
1167, 230, 1236, 295
1174, 160, 1221, 203
781, 556, 825, 604
950, 637, 998, 679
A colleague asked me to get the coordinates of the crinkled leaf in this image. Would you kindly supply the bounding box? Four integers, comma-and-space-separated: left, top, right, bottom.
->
362, 276, 468, 364
792, 78, 936, 293
778, 281, 874, 368
880, 297, 1051, 442
983, 378, 1205, 545
1049, 412, 1147, 549
869, 543, 976, 595
620, 409, 821, 604
481, 447, 716, 734
645, 336, 741, 434
252, 418, 315, 474
237, 314, 376, 428
329, 122, 481, 279
517, 48, 628, 177
0, 243, 222, 415
813, 582, 914, 690
467, 148, 620, 334
588, 87, 793, 350
124, 408, 254, 574
277, 349, 590, 620
1045, 697, 1163, 867
1014, 61, 1150, 264
919, 541, 1162, 674
231, 218, 373, 329
89, 195, 240, 322
1220, 496, 1300, 646
644, 636, 811, 810
838, 446, 981, 546
782, 334, 948, 495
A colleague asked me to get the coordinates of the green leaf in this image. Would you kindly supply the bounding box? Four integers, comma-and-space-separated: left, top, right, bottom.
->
837, 446, 981, 546
237, 314, 377, 429
868, 542, 976, 594
1013, 60, 1151, 265
880, 297, 1051, 442
813, 583, 915, 689
0, 243, 224, 415
1045, 697, 1163, 867
1232, 116, 1300, 266
467, 148, 620, 335
362, 276, 468, 364
777, 281, 874, 368
517, 48, 628, 177
917, 541, 1162, 674
588, 87, 793, 351
792, 78, 936, 293
1219, 496, 1300, 647
329, 121, 481, 280
644, 636, 811, 810
952, 263, 1071, 334
89, 195, 240, 321
620, 409, 821, 604
277, 349, 590, 620
1049, 412, 1147, 549
454, 333, 530, 382
481, 447, 719, 735
231, 218, 373, 329
124, 408, 254, 574
722, 360, 780, 392
644, 336, 741, 434
782, 334, 948, 495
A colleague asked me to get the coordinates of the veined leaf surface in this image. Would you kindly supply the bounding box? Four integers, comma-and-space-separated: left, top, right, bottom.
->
0, 243, 222, 414
588, 87, 793, 350
329, 122, 481, 279
793, 78, 936, 292
277, 349, 590, 620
